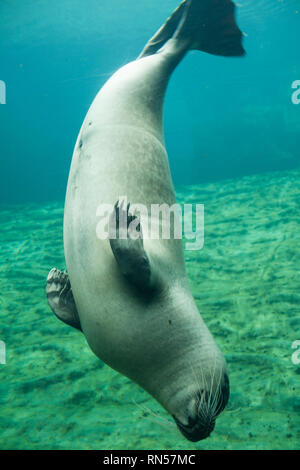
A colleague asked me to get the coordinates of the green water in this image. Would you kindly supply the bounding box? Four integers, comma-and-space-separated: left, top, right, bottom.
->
0, 169, 299, 450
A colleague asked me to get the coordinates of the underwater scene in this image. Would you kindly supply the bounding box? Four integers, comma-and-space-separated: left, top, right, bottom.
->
0, 0, 299, 451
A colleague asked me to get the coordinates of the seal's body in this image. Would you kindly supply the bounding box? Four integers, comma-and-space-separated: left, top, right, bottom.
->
47, 0, 245, 441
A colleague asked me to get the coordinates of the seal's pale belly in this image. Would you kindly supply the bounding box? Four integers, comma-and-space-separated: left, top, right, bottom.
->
63, 62, 190, 373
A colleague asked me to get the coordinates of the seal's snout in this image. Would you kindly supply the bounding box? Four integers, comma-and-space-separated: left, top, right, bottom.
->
173, 373, 230, 442
173, 413, 216, 442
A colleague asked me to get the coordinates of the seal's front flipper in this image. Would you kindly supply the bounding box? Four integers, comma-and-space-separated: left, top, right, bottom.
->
109, 201, 156, 293
46, 268, 82, 331
173, 0, 245, 57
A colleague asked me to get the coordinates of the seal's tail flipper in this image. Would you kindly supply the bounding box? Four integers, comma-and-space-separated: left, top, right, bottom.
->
174, 0, 245, 57
140, 0, 245, 59
138, 1, 186, 59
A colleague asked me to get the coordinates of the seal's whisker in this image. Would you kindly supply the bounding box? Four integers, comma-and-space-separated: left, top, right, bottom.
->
143, 413, 176, 431
188, 360, 207, 413
193, 348, 225, 423
196, 352, 216, 416
198, 360, 212, 421
210, 380, 223, 419
211, 365, 223, 411
189, 359, 202, 395
211, 393, 224, 419
209, 352, 222, 409
198, 397, 209, 422
211, 375, 226, 419
212, 352, 222, 405
132, 397, 176, 430
201, 390, 212, 421
201, 360, 210, 397
223, 406, 241, 415
187, 360, 209, 422
196, 354, 208, 397
207, 350, 218, 408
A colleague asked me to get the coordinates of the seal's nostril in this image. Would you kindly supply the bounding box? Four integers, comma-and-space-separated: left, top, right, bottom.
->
187, 414, 197, 427
173, 413, 215, 442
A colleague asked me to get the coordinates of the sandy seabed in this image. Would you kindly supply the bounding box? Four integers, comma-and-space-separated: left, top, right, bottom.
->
0, 168, 299, 450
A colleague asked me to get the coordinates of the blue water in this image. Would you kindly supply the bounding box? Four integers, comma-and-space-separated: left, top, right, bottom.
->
0, 0, 299, 450
1, 0, 299, 202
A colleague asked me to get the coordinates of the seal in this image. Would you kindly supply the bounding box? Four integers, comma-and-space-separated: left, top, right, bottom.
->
46, 0, 244, 441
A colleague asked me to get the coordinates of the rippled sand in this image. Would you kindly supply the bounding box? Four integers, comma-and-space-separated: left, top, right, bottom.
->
0, 168, 299, 449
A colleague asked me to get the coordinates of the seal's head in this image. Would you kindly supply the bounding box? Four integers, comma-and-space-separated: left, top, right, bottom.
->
172, 372, 229, 441
158, 346, 230, 442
